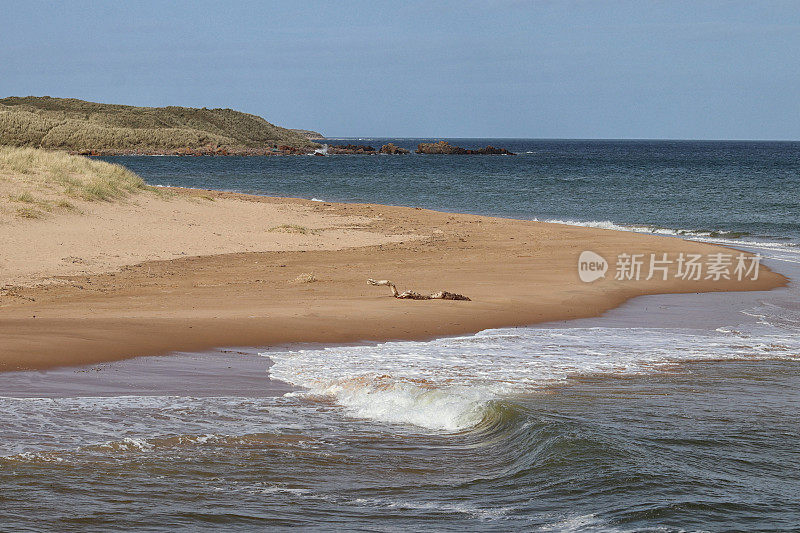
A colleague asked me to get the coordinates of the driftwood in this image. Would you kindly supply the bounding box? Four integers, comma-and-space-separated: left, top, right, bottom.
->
367, 279, 471, 301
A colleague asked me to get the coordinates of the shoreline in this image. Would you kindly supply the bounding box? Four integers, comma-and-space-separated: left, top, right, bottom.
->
0, 187, 788, 372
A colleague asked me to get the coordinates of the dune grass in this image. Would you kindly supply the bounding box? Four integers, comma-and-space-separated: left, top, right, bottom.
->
11, 191, 36, 203
0, 146, 156, 219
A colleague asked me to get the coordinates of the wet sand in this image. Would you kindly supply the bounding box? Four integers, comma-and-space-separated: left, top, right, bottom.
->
0, 187, 787, 371
3, 253, 793, 402
0, 348, 292, 398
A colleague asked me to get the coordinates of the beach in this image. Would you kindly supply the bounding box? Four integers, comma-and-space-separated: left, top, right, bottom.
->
5, 3, 800, 527
0, 185, 785, 371
2, 141, 799, 530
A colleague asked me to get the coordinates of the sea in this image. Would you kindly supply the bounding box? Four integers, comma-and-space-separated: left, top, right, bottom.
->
1, 139, 799, 531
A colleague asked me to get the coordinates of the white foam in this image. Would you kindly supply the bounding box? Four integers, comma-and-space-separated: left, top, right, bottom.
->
0, 394, 327, 458
537, 513, 609, 532
536, 217, 735, 238
349, 496, 513, 519
535, 218, 800, 263
2, 451, 65, 464
319, 380, 487, 431
101, 437, 154, 452
264, 309, 800, 432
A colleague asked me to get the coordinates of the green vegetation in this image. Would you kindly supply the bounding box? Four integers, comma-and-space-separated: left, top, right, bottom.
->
289, 128, 324, 139
11, 191, 36, 203
0, 96, 317, 153
0, 146, 157, 219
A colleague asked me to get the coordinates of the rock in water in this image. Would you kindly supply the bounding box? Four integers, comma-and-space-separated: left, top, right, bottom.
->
416, 141, 467, 154
379, 143, 410, 154
416, 140, 515, 155
328, 144, 377, 154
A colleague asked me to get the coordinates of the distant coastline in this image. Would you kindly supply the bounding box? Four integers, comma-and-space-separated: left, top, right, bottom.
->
0, 96, 319, 156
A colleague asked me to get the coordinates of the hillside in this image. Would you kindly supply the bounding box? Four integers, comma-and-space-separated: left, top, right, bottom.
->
290, 128, 325, 139
0, 96, 318, 155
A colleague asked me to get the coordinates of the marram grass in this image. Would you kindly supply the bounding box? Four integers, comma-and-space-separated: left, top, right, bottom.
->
0, 146, 156, 219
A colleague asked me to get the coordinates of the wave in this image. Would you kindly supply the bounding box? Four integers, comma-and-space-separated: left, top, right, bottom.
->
534, 217, 800, 263
535, 218, 751, 239
278, 371, 491, 432
264, 309, 800, 432
0, 430, 321, 465
1, 451, 65, 464
0, 393, 331, 461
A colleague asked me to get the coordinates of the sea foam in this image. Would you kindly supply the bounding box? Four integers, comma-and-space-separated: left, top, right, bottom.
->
264, 304, 800, 432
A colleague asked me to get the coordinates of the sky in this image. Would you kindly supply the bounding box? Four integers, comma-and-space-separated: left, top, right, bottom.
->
2, 1, 799, 139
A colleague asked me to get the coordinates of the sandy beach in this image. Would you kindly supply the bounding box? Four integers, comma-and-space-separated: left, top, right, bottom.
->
0, 186, 786, 371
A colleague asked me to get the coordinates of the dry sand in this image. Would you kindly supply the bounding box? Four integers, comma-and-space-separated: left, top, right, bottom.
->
0, 187, 786, 371
1, 188, 414, 286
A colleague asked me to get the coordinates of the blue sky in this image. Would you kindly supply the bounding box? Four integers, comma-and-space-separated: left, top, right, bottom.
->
2, 1, 799, 139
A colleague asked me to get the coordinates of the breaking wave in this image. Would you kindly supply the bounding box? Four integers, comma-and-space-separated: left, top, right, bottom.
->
264, 304, 800, 432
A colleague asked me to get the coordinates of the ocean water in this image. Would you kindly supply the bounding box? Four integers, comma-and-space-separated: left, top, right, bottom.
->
110, 138, 800, 247
2, 140, 799, 531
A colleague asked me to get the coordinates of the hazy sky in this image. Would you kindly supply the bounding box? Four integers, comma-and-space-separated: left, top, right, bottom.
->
2, 1, 799, 139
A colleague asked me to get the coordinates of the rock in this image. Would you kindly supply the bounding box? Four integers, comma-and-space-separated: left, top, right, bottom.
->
328, 144, 377, 154
378, 143, 410, 154
277, 144, 307, 155
416, 140, 515, 155
469, 145, 515, 155
416, 141, 467, 154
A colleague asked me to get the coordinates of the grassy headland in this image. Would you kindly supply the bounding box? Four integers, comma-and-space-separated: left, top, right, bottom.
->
0, 96, 318, 155
290, 128, 325, 139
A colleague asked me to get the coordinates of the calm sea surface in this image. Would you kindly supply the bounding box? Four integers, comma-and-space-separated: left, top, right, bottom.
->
113, 138, 800, 245
1, 140, 799, 531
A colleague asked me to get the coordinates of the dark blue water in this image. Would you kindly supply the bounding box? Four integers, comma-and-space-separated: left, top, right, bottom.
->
106, 139, 800, 244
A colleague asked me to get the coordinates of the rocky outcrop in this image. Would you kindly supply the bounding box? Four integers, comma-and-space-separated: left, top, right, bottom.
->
328, 144, 377, 154
470, 145, 515, 155
379, 143, 410, 154
277, 144, 307, 154
416, 141, 515, 155
314, 143, 411, 155
416, 141, 467, 154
